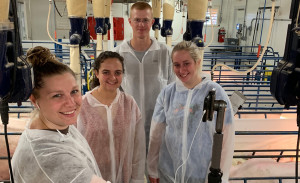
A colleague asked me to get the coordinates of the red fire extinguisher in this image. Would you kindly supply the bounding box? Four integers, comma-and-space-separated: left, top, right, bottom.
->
218, 27, 226, 42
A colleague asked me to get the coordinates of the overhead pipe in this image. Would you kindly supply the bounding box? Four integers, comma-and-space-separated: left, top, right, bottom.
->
66, 0, 88, 86
0, 0, 10, 24
218, 0, 224, 25
103, 0, 111, 51
257, 0, 267, 58
152, 0, 161, 40
161, 0, 175, 47
241, 0, 248, 41
249, 18, 290, 35
187, 0, 208, 63
93, 0, 105, 57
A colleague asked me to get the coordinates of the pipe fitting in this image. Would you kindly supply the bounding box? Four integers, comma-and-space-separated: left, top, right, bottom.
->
152, 18, 161, 30
103, 17, 111, 35
95, 18, 105, 34
190, 20, 204, 47
69, 18, 84, 45
161, 20, 173, 37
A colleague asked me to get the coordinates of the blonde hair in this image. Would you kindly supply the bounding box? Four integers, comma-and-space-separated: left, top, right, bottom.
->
171, 41, 203, 71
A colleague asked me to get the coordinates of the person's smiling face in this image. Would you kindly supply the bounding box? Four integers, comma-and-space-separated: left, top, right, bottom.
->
129, 9, 154, 39
95, 58, 123, 92
172, 50, 201, 88
31, 72, 82, 129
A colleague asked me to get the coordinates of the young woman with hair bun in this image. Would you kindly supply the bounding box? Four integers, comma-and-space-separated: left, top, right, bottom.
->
12, 46, 109, 183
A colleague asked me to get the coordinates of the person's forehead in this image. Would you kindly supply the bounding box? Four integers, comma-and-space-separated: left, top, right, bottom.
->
172, 50, 193, 61
41, 73, 77, 94
100, 58, 123, 68
130, 8, 152, 18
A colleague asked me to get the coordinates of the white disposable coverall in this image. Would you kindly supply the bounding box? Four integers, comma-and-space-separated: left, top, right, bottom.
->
147, 78, 235, 183
114, 38, 175, 150
12, 124, 101, 183
77, 88, 146, 183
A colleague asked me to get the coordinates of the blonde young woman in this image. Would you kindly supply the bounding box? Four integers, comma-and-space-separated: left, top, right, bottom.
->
147, 41, 235, 183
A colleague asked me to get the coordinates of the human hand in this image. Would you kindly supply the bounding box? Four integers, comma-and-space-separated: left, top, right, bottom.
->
149, 176, 159, 183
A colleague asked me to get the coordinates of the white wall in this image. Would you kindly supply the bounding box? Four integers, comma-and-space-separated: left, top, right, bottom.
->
20, 0, 292, 56
110, 2, 188, 46
227, 0, 291, 56
21, 0, 56, 40
110, 0, 291, 56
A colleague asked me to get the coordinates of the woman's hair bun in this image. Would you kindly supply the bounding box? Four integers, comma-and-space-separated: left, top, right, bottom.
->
27, 46, 56, 66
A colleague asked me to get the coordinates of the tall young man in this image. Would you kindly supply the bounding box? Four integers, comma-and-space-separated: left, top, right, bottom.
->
115, 2, 174, 152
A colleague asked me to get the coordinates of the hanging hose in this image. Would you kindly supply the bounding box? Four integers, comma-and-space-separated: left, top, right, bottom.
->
87, 69, 94, 91
257, 0, 267, 58
251, 10, 259, 53
204, 9, 208, 42
172, 11, 185, 42
294, 1, 300, 35
47, 1, 76, 47
204, 22, 207, 42
242, 0, 248, 40
211, 0, 275, 77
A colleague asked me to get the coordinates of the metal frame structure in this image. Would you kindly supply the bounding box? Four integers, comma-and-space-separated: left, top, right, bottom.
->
0, 42, 298, 182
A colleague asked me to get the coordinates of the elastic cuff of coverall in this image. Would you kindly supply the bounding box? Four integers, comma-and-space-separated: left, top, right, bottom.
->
149, 177, 159, 183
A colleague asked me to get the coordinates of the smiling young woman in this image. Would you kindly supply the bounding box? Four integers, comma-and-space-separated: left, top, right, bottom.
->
29, 72, 81, 130
147, 41, 235, 183
11, 46, 108, 183
77, 51, 146, 183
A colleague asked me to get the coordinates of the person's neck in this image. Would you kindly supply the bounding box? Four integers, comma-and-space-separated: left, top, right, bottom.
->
130, 36, 152, 51
30, 113, 68, 131
94, 87, 118, 106
184, 75, 202, 89
30, 117, 47, 130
